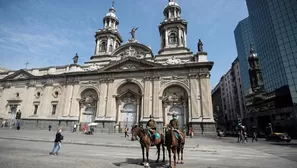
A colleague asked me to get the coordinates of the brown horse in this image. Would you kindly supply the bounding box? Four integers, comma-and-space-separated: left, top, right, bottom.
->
165, 129, 186, 168
132, 126, 165, 165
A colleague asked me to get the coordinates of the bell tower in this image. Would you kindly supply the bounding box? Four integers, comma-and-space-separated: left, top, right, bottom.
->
155, 0, 192, 63
94, 0, 123, 56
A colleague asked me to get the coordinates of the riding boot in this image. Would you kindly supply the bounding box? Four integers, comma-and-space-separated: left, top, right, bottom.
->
151, 136, 155, 146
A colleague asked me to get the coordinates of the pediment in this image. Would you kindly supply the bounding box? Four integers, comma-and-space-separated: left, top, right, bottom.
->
111, 42, 154, 59
3, 69, 34, 80
100, 57, 163, 71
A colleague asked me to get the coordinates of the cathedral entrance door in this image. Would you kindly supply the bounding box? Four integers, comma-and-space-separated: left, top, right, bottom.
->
168, 107, 184, 130
121, 103, 137, 129
82, 107, 96, 123
9, 105, 17, 127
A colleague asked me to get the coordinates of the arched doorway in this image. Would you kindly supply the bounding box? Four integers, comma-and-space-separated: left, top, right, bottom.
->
161, 85, 188, 130
79, 89, 98, 123
116, 82, 142, 130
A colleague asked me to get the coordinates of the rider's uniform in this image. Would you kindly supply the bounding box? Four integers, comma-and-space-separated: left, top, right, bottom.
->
146, 115, 157, 145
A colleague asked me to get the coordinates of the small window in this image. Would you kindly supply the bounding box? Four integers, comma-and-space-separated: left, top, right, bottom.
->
99, 41, 107, 52
55, 91, 59, 96
52, 105, 57, 115
34, 105, 38, 115
37, 92, 41, 97
169, 33, 177, 44
109, 44, 113, 52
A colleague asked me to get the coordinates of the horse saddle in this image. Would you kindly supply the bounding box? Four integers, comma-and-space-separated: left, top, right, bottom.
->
173, 130, 182, 141
146, 129, 160, 139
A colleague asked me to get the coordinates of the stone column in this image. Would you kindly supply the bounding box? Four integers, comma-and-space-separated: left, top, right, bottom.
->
165, 29, 168, 48
108, 19, 111, 27
141, 95, 144, 120
143, 77, 152, 118
152, 77, 160, 118
183, 100, 187, 125
136, 100, 140, 124
189, 75, 201, 119
178, 27, 182, 47
183, 30, 187, 47
200, 73, 214, 121
105, 80, 116, 118
113, 39, 117, 51
106, 38, 111, 54
98, 81, 108, 117
69, 84, 80, 117
174, 8, 177, 18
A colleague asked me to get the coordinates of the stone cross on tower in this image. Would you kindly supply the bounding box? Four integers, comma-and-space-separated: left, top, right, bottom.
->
25, 62, 29, 69
112, 0, 115, 8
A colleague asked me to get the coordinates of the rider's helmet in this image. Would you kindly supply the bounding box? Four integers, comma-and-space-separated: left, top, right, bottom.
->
149, 115, 154, 119
172, 113, 177, 119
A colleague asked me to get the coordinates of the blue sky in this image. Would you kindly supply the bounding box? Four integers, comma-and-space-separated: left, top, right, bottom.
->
0, 0, 248, 88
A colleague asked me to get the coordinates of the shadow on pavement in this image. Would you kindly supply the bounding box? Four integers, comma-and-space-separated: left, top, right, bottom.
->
270, 142, 297, 148
113, 158, 168, 168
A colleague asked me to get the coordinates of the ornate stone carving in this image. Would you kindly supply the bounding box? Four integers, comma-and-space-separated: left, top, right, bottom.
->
121, 97, 137, 104
199, 72, 210, 78
122, 46, 137, 58
162, 92, 184, 103
120, 64, 138, 70
14, 74, 27, 79
180, 79, 189, 87
3, 82, 12, 88
80, 89, 98, 108
164, 56, 182, 65
80, 81, 99, 85
85, 63, 102, 71
125, 78, 133, 82
52, 86, 62, 98
143, 76, 151, 81
34, 87, 44, 99
27, 80, 37, 87
99, 78, 114, 83
66, 77, 79, 84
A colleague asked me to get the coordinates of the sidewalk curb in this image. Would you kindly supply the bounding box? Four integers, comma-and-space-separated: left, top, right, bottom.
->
0, 136, 216, 152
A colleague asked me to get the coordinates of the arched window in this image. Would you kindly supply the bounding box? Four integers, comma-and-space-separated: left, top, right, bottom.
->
99, 41, 107, 52
109, 44, 113, 52
169, 33, 177, 44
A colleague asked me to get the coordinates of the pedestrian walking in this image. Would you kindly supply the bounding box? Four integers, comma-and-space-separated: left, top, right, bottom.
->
16, 121, 20, 131
252, 125, 258, 142
50, 128, 63, 156
124, 125, 129, 137
72, 124, 76, 133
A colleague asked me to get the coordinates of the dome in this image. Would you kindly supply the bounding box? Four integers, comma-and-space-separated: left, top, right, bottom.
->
105, 7, 117, 19
165, 1, 180, 8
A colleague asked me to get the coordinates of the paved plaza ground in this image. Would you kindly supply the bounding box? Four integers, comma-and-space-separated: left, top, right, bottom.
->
0, 129, 297, 168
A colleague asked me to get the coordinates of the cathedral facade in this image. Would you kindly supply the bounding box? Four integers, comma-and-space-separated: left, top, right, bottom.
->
0, 1, 215, 134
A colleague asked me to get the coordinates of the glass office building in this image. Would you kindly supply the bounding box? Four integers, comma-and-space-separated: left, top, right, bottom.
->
234, 17, 255, 96
246, 0, 297, 104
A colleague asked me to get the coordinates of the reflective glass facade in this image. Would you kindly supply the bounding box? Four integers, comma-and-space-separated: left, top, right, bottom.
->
246, 0, 297, 104
234, 17, 255, 96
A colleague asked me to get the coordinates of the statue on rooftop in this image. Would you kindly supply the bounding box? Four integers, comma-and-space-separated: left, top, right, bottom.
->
73, 53, 79, 64
129, 27, 138, 39
198, 39, 203, 52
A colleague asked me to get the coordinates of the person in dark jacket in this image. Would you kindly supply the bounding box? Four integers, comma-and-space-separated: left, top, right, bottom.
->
49, 128, 63, 156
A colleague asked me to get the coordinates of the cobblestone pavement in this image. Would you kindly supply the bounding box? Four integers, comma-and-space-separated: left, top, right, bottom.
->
0, 131, 297, 168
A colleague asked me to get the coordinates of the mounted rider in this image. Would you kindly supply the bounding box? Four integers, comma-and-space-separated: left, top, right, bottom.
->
169, 113, 183, 143
146, 115, 157, 146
